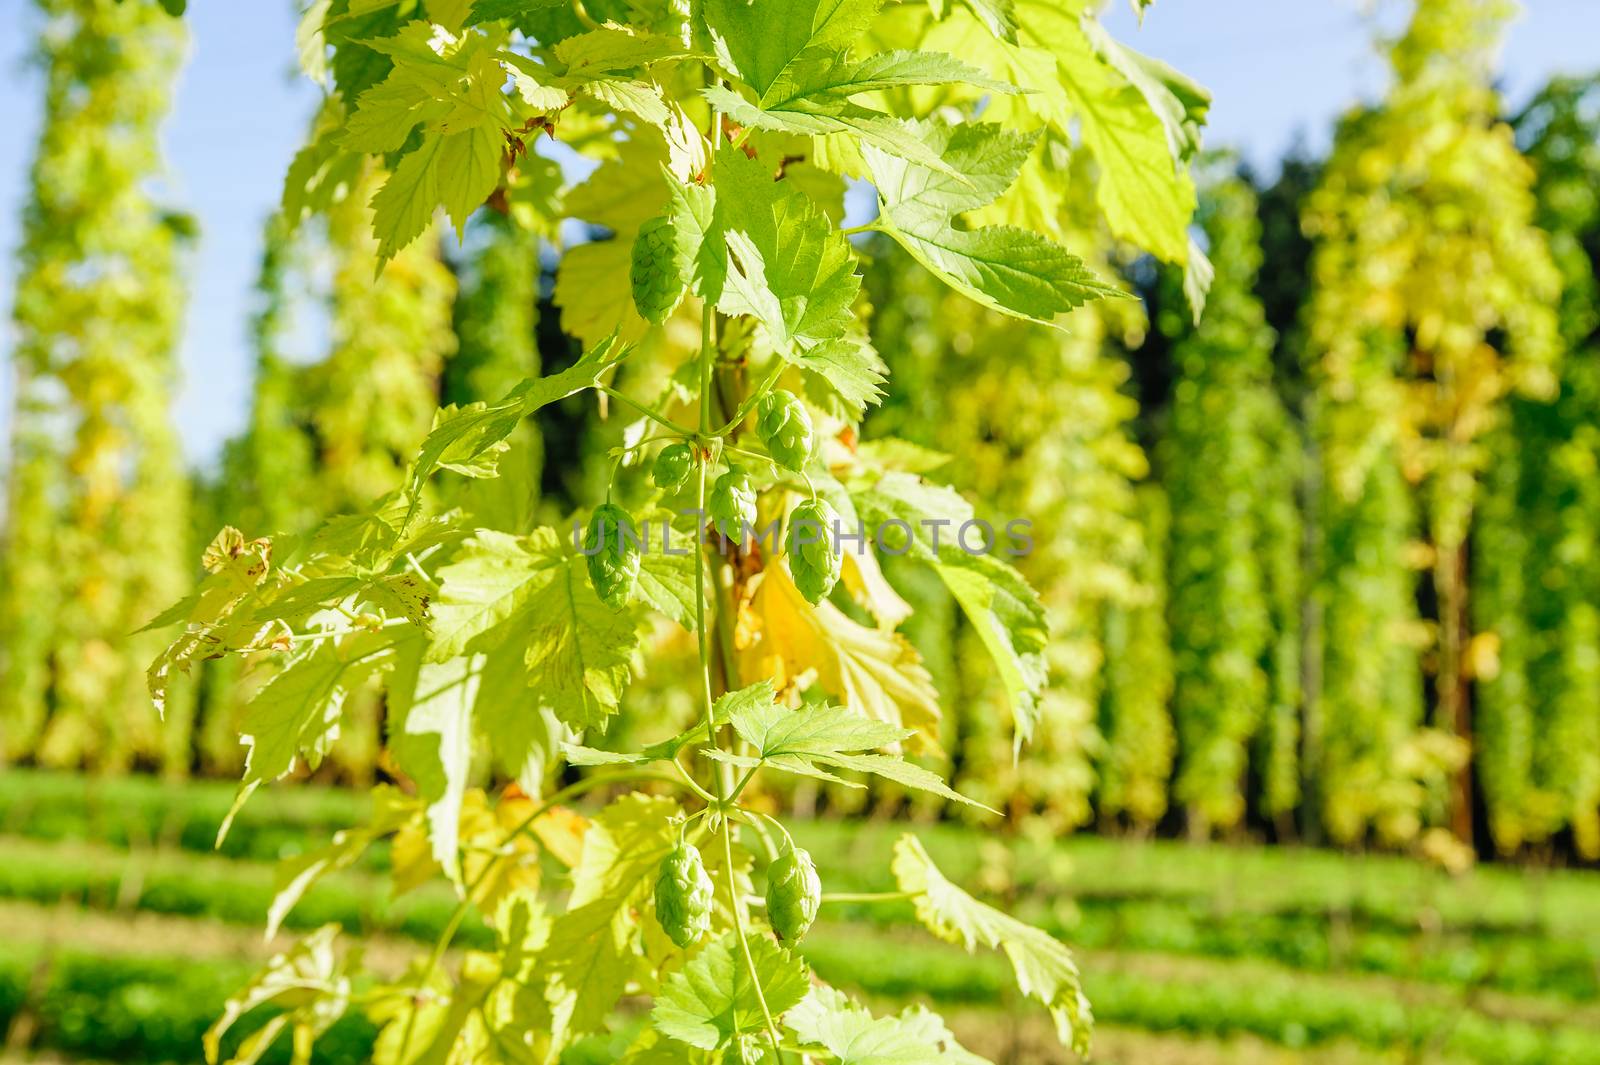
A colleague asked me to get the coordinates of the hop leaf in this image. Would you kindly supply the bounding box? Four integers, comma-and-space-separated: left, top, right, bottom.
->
787, 498, 840, 605
709, 468, 758, 543
631, 215, 690, 324
755, 390, 816, 472
585, 502, 642, 611
654, 841, 715, 948
765, 844, 821, 943
654, 442, 695, 492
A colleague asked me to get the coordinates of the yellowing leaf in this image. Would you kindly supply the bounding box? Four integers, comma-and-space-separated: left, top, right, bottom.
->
892, 835, 1092, 1056
736, 565, 940, 746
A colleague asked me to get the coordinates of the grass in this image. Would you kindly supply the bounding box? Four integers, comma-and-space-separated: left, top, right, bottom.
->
6, 769, 1600, 1064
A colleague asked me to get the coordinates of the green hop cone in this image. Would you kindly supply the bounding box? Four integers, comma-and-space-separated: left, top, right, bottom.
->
631, 215, 688, 324
755, 390, 815, 472
765, 844, 821, 943
653, 442, 694, 492
654, 842, 714, 948
585, 502, 641, 611
708, 467, 757, 543
786, 498, 840, 604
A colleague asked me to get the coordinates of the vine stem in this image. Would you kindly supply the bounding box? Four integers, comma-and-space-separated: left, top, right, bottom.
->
712, 358, 787, 436
692, 100, 785, 1059
599, 384, 697, 438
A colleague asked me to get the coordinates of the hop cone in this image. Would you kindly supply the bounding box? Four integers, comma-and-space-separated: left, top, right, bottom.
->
631, 215, 688, 324
787, 498, 839, 604
585, 502, 641, 610
765, 844, 821, 942
654, 842, 714, 948
709, 468, 757, 543
653, 442, 694, 492
755, 391, 814, 472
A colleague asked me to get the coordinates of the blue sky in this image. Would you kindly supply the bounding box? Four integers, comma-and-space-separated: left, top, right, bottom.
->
2, 0, 1598, 468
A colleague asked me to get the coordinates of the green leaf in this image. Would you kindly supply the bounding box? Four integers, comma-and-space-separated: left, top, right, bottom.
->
407, 333, 626, 500
862, 120, 1121, 320
545, 794, 680, 1041
762, 48, 1016, 107
437, 123, 504, 234
240, 634, 398, 787
665, 173, 726, 301
704, 45, 1013, 178
956, 0, 1016, 42
651, 934, 811, 1050
714, 148, 860, 354
475, 642, 569, 792
635, 513, 699, 628
891, 835, 1092, 1056
371, 132, 446, 262
429, 528, 637, 729
551, 26, 687, 78
786, 986, 992, 1064
704, 0, 881, 100
709, 699, 991, 809
885, 218, 1117, 321
343, 75, 447, 153
934, 553, 1048, 745
1079, 16, 1210, 165
467, 0, 565, 25
566, 680, 777, 767
267, 786, 420, 939
584, 78, 671, 126
795, 338, 887, 417
386, 645, 481, 884
863, 120, 1036, 217
851, 471, 1048, 743
204, 925, 350, 1065
707, 89, 971, 184
1012, 0, 1198, 265
726, 699, 911, 758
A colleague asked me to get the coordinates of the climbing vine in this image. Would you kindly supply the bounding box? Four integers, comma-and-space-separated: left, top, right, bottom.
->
1302, 0, 1559, 845
0, 0, 192, 772
147, 0, 1208, 1059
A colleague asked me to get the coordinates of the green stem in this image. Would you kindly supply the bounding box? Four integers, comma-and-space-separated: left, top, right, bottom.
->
721, 443, 777, 468
688, 99, 785, 1058
599, 385, 697, 438
713, 358, 787, 436
840, 222, 877, 237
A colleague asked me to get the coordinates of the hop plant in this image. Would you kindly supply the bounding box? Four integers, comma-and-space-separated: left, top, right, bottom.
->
147, 0, 1207, 1054
654, 841, 714, 948
765, 844, 821, 942
787, 498, 840, 604
755, 390, 815, 472
653, 442, 694, 492
585, 502, 641, 610
631, 215, 688, 324
708, 467, 757, 543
